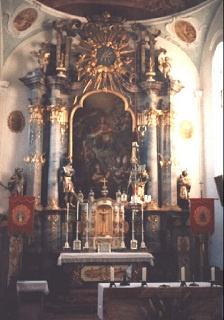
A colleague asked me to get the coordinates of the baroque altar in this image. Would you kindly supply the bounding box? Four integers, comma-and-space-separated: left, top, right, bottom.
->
8, 12, 209, 299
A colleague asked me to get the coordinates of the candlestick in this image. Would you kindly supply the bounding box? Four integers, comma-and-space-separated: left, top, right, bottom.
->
84, 202, 89, 250
181, 267, 185, 281
63, 202, 70, 249
211, 267, 215, 282
76, 201, 79, 221
86, 202, 88, 221
110, 266, 115, 282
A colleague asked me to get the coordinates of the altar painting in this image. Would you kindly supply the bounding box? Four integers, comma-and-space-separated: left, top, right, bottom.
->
73, 99, 132, 198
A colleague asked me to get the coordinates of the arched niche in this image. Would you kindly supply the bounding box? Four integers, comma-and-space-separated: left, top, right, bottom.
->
69, 90, 135, 198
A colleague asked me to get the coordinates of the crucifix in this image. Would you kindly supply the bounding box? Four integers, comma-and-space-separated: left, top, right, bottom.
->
100, 177, 108, 197
99, 207, 109, 236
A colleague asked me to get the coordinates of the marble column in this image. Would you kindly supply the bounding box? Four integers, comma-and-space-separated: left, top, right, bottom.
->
160, 80, 184, 208
146, 110, 159, 208
46, 104, 68, 209
19, 69, 47, 208
141, 81, 162, 208
24, 105, 44, 209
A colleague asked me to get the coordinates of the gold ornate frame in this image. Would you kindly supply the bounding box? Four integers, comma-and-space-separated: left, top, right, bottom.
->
68, 90, 135, 160
7, 110, 25, 133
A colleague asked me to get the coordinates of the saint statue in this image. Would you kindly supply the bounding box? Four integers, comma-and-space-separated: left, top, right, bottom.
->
177, 170, 191, 209
60, 157, 77, 206
0, 167, 26, 196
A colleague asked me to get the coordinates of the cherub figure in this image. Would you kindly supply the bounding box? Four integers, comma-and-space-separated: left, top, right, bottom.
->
158, 55, 172, 79
30, 42, 50, 73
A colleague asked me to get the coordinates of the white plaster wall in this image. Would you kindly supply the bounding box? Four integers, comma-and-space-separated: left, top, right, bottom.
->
156, 38, 201, 198
0, 29, 55, 214
200, 2, 223, 269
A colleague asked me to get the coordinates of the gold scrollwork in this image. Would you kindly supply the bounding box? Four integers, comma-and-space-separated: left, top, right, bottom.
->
47, 214, 59, 231
148, 215, 159, 233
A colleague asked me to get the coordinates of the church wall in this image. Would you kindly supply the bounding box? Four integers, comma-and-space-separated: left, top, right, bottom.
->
200, 2, 223, 269
155, 37, 201, 198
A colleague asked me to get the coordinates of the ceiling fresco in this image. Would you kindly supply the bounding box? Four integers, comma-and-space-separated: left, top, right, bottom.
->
37, 0, 209, 20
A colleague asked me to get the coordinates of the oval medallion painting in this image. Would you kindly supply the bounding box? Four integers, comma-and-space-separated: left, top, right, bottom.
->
8, 111, 25, 133
180, 120, 194, 139
13, 8, 38, 32
174, 20, 196, 44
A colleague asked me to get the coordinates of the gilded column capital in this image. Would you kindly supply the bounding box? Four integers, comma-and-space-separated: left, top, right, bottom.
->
28, 105, 44, 144
28, 105, 44, 124
47, 105, 68, 123
146, 110, 158, 127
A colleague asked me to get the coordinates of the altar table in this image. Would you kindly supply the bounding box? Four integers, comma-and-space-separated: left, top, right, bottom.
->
57, 252, 154, 287
98, 282, 223, 320
57, 252, 154, 266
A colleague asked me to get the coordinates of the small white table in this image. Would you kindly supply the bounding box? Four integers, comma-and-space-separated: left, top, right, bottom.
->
17, 281, 49, 319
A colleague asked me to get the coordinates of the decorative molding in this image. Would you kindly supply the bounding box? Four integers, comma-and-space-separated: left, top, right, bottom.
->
209, 29, 223, 51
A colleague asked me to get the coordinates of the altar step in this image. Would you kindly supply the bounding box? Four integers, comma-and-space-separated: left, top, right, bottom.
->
17, 302, 99, 320
43, 314, 99, 320
44, 288, 99, 319
17, 289, 99, 320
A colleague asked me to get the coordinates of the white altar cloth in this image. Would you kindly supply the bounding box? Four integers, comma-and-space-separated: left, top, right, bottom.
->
97, 282, 213, 320
16, 281, 49, 295
57, 252, 155, 266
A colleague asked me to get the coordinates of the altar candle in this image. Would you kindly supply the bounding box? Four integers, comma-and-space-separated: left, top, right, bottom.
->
132, 210, 135, 221
144, 195, 151, 203
110, 266, 114, 282
181, 267, 185, 281
121, 193, 127, 202
142, 267, 147, 282
76, 201, 79, 220
66, 202, 69, 222
211, 267, 215, 281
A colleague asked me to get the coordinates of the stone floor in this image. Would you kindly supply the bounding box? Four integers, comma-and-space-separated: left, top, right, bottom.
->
17, 303, 100, 320
4, 289, 100, 320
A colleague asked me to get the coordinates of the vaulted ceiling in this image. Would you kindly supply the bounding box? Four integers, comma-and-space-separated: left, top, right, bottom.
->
1, 0, 221, 72
38, 0, 208, 20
